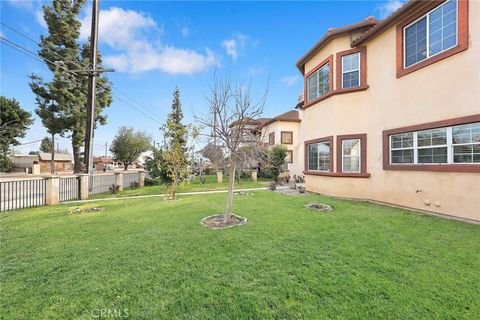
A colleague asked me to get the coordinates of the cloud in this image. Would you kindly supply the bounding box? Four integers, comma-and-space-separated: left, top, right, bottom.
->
7, 0, 47, 28
181, 26, 190, 37
80, 7, 217, 75
222, 33, 249, 61
247, 66, 263, 77
281, 75, 300, 86
7, 0, 35, 10
35, 9, 47, 28
377, 0, 406, 18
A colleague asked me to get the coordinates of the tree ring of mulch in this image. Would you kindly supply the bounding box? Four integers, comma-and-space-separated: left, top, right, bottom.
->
69, 207, 104, 215
200, 213, 247, 229
305, 203, 333, 212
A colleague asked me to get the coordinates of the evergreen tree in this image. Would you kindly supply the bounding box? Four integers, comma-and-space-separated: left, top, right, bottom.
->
40, 137, 53, 153
160, 88, 196, 199
29, 0, 112, 173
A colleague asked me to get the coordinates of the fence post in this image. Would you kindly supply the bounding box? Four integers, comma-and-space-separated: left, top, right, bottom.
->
45, 176, 59, 205
217, 171, 223, 183
251, 170, 257, 182
79, 174, 89, 200
115, 172, 124, 191
139, 171, 145, 187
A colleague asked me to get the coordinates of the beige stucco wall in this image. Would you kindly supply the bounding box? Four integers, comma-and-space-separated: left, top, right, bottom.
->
300, 1, 480, 221
262, 121, 302, 176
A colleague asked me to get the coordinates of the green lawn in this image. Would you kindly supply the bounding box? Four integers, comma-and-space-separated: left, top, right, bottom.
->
89, 174, 269, 199
1, 191, 479, 319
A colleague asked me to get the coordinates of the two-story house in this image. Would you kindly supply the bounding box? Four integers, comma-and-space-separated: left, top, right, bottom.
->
260, 110, 302, 176
296, 0, 479, 221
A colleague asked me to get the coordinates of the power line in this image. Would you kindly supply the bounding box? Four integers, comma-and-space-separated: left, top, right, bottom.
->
1, 22, 163, 123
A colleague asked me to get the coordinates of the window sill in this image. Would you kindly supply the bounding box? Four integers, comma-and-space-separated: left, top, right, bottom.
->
334, 85, 369, 95
384, 164, 480, 173
303, 171, 371, 178
302, 85, 369, 109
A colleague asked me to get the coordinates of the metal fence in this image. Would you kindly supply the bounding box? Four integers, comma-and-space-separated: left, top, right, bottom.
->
59, 176, 80, 202
123, 172, 139, 189
0, 179, 46, 212
89, 174, 116, 195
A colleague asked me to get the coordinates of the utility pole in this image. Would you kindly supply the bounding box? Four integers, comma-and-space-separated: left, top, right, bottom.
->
51, 133, 55, 174
84, 0, 100, 183
67, 0, 113, 190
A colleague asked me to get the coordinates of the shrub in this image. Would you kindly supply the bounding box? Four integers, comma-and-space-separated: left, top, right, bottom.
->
284, 174, 291, 184
130, 181, 140, 190
297, 186, 306, 194
199, 175, 206, 184
109, 184, 120, 194
268, 181, 278, 191
265, 145, 287, 182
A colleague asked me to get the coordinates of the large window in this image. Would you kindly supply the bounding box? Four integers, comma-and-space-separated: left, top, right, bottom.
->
389, 122, 480, 165
404, 0, 457, 68
307, 63, 330, 102
452, 123, 480, 163
341, 52, 360, 89
342, 139, 361, 173
307, 141, 331, 172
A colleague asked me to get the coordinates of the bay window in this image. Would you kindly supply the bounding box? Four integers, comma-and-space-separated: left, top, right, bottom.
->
404, 0, 457, 68
341, 52, 360, 89
307, 63, 330, 101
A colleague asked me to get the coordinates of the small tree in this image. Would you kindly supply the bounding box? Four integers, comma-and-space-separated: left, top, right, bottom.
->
196, 73, 268, 223
161, 88, 197, 200
40, 137, 53, 153
266, 145, 288, 182
0, 96, 33, 171
110, 126, 150, 170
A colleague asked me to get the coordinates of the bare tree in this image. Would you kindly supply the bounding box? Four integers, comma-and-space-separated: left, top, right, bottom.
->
196, 73, 268, 223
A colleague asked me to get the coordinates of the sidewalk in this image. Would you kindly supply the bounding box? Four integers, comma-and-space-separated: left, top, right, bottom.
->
66, 186, 289, 204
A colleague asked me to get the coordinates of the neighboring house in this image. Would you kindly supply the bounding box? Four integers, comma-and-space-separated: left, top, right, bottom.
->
37, 153, 74, 172
11, 153, 74, 173
260, 110, 302, 176
93, 156, 115, 171
295, 0, 479, 221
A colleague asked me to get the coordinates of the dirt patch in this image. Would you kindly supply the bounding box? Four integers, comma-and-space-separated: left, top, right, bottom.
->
234, 191, 253, 196
305, 203, 333, 212
201, 213, 247, 229
69, 207, 104, 215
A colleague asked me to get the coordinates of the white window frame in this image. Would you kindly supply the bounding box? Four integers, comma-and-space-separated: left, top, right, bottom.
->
389, 123, 480, 165
307, 63, 330, 102
403, 0, 458, 69
341, 52, 361, 89
341, 139, 361, 173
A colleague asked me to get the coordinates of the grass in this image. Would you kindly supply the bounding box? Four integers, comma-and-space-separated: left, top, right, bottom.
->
89, 174, 269, 199
1, 191, 479, 319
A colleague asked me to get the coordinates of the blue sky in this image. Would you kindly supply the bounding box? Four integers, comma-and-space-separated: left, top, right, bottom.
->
1, 0, 403, 156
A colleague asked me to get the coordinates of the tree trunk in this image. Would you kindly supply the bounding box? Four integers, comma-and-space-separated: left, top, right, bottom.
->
73, 145, 82, 173
171, 175, 177, 200
50, 133, 55, 175
124, 163, 128, 171
224, 163, 235, 223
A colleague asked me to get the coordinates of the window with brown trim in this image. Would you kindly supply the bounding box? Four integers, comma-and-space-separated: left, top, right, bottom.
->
335, 46, 368, 93
304, 136, 333, 174
383, 115, 480, 172
268, 132, 275, 146
281, 131, 293, 144
396, 0, 469, 78
304, 55, 333, 107
336, 134, 369, 177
